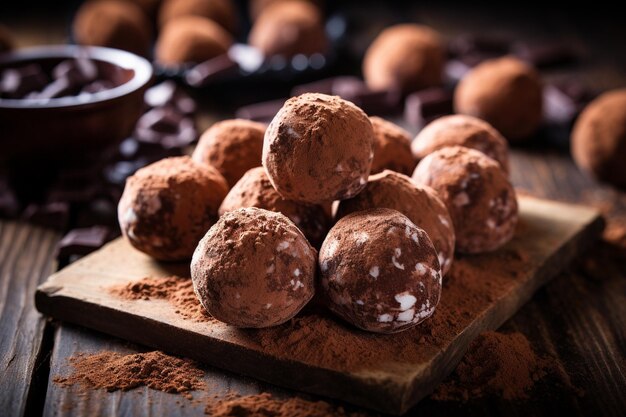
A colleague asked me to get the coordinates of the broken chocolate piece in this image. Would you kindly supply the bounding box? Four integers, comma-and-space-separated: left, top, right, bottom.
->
235, 98, 286, 122
185, 54, 239, 87
56, 225, 113, 259
404, 88, 453, 127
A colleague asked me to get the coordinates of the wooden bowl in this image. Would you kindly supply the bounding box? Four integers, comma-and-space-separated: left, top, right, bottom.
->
0, 45, 152, 164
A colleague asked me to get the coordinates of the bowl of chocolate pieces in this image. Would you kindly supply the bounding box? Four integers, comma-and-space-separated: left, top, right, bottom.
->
0, 45, 152, 163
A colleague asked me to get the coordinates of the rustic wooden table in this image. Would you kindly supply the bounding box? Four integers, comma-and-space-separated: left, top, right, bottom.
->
1, 3, 625, 417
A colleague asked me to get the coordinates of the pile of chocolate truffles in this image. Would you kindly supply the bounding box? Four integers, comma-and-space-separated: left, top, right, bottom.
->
118, 91, 518, 334
72, 0, 329, 66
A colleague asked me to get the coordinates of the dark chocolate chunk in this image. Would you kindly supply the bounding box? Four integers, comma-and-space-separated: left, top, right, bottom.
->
0, 64, 49, 98
404, 88, 453, 127
449, 34, 511, 57
82, 80, 114, 94
32, 76, 76, 99
512, 41, 578, 68
134, 108, 197, 149
56, 226, 113, 259
144, 81, 197, 115
103, 160, 146, 185
52, 58, 98, 85
543, 84, 579, 126
291, 77, 335, 96
22, 202, 70, 231
443, 59, 472, 85
185, 54, 239, 87
235, 99, 287, 122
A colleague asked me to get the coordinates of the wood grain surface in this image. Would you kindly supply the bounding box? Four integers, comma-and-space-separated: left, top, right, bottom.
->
0, 222, 59, 417
1, 3, 625, 416
34, 197, 603, 414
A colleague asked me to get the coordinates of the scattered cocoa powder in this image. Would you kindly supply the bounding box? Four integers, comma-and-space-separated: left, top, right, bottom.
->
204, 392, 370, 417
432, 331, 547, 401
109, 246, 533, 375
110, 276, 214, 322
53, 351, 205, 398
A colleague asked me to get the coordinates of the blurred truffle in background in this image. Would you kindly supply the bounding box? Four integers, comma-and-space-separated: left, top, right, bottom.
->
0, 25, 15, 53
72, 0, 152, 56
155, 15, 233, 66
412, 114, 510, 173
454, 56, 543, 142
248, 0, 328, 58
363, 24, 445, 94
369, 116, 416, 176
158, 0, 238, 34
192, 119, 266, 187
571, 88, 626, 188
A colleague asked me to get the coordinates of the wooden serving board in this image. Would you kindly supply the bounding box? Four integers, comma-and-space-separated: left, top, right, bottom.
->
35, 196, 603, 415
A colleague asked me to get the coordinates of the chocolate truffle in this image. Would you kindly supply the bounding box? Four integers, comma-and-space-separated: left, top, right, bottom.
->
73, 0, 152, 56
191, 207, 317, 328
412, 146, 518, 254
219, 167, 330, 247
454, 56, 543, 142
363, 24, 445, 94
263, 93, 375, 204
0, 25, 15, 53
320, 208, 441, 334
412, 114, 510, 173
192, 119, 266, 187
158, 0, 237, 34
156, 16, 233, 66
369, 116, 416, 175
336, 170, 455, 276
248, 0, 328, 58
571, 89, 626, 187
118, 156, 229, 261
249, 0, 322, 20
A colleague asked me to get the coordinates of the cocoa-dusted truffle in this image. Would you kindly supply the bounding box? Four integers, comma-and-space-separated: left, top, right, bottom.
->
571, 89, 626, 187
263, 93, 375, 204
249, 0, 322, 20
219, 167, 330, 247
155, 16, 233, 66
118, 156, 229, 261
412, 114, 510, 173
191, 207, 317, 328
0, 25, 15, 53
369, 116, 416, 176
248, 0, 328, 58
73, 0, 152, 56
412, 146, 518, 254
336, 170, 455, 276
320, 208, 441, 334
454, 56, 543, 142
363, 24, 445, 94
192, 119, 266, 187
158, 0, 237, 34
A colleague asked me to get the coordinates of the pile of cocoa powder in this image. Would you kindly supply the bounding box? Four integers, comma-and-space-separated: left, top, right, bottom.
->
432, 331, 548, 401
110, 276, 213, 322
204, 393, 369, 417
108, 246, 533, 374
53, 350, 205, 399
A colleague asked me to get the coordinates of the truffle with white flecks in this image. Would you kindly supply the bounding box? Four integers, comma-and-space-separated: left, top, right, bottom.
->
336, 170, 455, 276
191, 207, 317, 328
412, 146, 518, 253
118, 156, 228, 261
319, 208, 441, 334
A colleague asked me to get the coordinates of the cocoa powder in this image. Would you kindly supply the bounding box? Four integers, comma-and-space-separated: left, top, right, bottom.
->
110, 246, 532, 374
204, 393, 370, 417
54, 351, 205, 397
110, 276, 213, 322
432, 331, 547, 401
